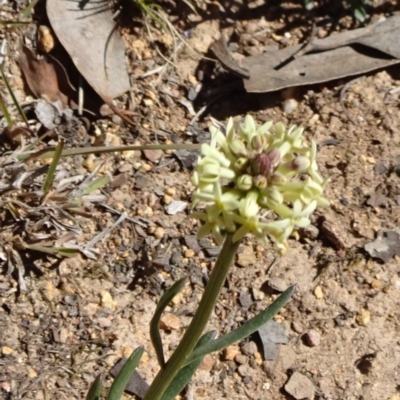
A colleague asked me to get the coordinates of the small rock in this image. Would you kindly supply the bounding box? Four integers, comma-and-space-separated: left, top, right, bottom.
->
97, 317, 112, 328
314, 286, 323, 299
237, 245, 256, 267
165, 201, 187, 215
235, 354, 248, 365
252, 287, 265, 301
154, 227, 165, 239
100, 290, 117, 310
356, 309, 371, 326
163, 194, 172, 204
224, 345, 240, 361
239, 291, 253, 308
292, 321, 303, 334
303, 329, 321, 347
371, 278, 382, 289
184, 235, 201, 253
1, 346, 13, 355
159, 313, 181, 331
284, 372, 315, 399
241, 341, 258, 356
282, 98, 298, 114
237, 364, 253, 378
59, 327, 69, 344
268, 277, 287, 292
184, 248, 195, 258
143, 149, 162, 163
199, 354, 214, 371
27, 367, 38, 378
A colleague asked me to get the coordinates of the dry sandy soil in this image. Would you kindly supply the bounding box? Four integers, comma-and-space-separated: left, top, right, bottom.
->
1, 1, 400, 399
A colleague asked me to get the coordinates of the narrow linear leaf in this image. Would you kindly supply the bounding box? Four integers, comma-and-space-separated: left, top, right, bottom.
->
0, 92, 13, 126
82, 176, 110, 196
160, 331, 216, 400
150, 278, 187, 368
86, 373, 103, 400
184, 285, 296, 366
0, 65, 28, 126
18, 143, 200, 161
0, 20, 31, 27
23, 244, 79, 257
107, 346, 145, 400
43, 140, 64, 193
20, 0, 38, 19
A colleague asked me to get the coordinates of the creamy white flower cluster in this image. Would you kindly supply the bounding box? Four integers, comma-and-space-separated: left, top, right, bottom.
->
190, 115, 329, 253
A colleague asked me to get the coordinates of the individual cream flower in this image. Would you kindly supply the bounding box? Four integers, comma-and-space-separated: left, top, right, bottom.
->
190, 115, 329, 252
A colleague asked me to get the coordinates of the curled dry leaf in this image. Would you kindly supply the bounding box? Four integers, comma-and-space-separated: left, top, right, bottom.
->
46, 0, 130, 102
18, 44, 77, 107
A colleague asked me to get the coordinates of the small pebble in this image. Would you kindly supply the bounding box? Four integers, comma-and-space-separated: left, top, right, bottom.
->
224, 345, 240, 361
241, 341, 258, 356
282, 98, 298, 114
237, 364, 253, 378
371, 279, 382, 289
285, 372, 315, 399
199, 354, 214, 371
159, 313, 181, 331
154, 227, 165, 239
184, 248, 195, 258
237, 245, 256, 267
252, 287, 265, 301
268, 277, 287, 292
1, 346, 13, 355
356, 309, 371, 326
97, 317, 112, 328
314, 286, 323, 299
235, 354, 248, 365
303, 329, 321, 347
292, 321, 303, 334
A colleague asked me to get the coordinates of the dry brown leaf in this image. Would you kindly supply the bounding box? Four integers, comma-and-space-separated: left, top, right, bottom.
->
240, 14, 400, 93
46, 0, 130, 102
18, 44, 77, 106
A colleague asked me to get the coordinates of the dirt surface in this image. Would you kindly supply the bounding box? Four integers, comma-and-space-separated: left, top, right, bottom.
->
1, 1, 400, 400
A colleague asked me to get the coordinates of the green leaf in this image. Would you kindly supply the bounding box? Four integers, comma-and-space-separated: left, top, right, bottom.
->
43, 140, 64, 193
150, 278, 187, 368
82, 176, 110, 196
107, 346, 145, 400
0, 92, 13, 126
160, 331, 216, 400
0, 65, 28, 126
86, 373, 103, 400
184, 285, 296, 367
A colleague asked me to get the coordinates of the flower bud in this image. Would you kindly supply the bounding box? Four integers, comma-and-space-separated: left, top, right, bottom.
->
251, 134, 268, 152
251, 149, 280, 176
237, 174, 253, 191
252, 175, 268, 189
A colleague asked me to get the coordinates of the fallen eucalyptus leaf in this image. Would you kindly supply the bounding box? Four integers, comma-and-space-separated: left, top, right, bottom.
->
241, 15, 400, 93
47, 0, 130, 101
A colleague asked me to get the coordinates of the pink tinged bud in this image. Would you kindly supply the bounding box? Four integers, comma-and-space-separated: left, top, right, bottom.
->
291, 156, 310, 172
251, 149, 280, 176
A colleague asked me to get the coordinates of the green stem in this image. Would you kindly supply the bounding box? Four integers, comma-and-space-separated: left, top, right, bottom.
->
143, 234, 240, 400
